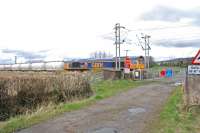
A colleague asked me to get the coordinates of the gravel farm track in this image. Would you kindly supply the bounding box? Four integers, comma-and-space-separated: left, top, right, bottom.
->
16, 72, 184, 133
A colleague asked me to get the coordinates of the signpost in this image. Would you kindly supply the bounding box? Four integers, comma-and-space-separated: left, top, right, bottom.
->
188, 65, 200, 75
124, 68, 130, 74
185, 49, 200, 106
188, 49, 200, 75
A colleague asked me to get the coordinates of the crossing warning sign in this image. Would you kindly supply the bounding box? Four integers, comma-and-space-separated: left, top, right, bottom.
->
192, 49, 200, 65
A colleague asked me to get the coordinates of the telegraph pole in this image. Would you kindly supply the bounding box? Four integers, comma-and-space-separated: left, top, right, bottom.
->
14, 56, 17, 64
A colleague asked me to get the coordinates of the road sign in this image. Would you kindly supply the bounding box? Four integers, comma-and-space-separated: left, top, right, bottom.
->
160, 69, 166, 77
130, 64, 145, 69
124, 68, 130, 74
166, 68, 173, 78
188, 65, 200, 75
192, 49, 200, 65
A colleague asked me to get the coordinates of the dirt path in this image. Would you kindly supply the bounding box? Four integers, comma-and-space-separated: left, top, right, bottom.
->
16, 78, 182, 133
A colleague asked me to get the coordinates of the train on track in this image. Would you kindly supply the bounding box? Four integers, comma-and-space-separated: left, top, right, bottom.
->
0, 56, 145, 71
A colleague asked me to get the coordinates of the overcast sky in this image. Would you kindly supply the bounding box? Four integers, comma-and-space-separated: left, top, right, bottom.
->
0, 0, 200, 63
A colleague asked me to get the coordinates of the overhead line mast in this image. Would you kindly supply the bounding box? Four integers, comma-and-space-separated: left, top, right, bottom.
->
141, 34, 151, 70
114, 23, 125, 70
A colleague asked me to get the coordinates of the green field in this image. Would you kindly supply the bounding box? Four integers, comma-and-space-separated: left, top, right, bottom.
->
149, 66, 184, 73
149, 86, 200, 133
0, 79, 153, 133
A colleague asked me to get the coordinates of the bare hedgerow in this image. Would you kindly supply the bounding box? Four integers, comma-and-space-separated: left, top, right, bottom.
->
0, 71, 92, 120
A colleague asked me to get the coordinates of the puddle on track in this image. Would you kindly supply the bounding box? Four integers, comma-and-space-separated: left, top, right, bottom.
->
128, 107, 146, 115
91, 128, 119, 133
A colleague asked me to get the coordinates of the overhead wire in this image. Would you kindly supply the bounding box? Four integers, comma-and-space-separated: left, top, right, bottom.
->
125, 24, 193, 32
101, 24, 200, 57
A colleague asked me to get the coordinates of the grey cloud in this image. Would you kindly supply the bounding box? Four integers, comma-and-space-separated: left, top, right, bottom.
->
140, 6, 200, 26
141, 6, 184, 22
38, 49, 51, 53
153, 39, 200, 48
141, 6, 200, 48
1, 49, 47, 60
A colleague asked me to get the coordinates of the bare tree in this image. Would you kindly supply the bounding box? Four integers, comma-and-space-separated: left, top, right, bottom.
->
90, 51, 113, 59
149, 56, 156, 67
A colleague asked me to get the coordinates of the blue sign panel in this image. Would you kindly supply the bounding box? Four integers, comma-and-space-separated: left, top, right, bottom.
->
166, 68, 173, 78
87, 63, 92, 69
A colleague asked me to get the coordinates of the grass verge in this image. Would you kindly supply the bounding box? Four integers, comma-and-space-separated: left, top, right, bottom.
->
149, 86, 200, 133
0, 79, 154, 133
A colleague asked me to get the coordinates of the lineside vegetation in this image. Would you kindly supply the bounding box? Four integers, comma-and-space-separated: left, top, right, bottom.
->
0, 77, 152, 133
149, 86, 200, 133
0, 71, 92, 121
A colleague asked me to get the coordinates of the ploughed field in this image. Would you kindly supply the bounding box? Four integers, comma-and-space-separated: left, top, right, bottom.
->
0, 71, 92, 121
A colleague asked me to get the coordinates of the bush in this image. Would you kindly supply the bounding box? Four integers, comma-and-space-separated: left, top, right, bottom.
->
0, 72, 92, 120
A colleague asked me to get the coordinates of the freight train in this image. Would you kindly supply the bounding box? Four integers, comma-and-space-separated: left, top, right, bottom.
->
0, 56, 145, 71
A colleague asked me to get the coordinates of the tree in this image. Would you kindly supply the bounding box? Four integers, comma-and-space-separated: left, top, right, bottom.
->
90, 51, 113, 59
149, 56, 156, 67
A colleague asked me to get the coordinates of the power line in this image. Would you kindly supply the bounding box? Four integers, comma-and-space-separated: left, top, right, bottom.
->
126, 24, 193, 32
154, 38, 200, 43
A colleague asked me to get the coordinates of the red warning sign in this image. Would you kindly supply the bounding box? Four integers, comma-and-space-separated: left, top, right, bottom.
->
160, 69, 166, 77
192, 49, 200, 65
